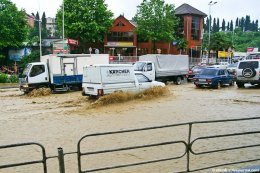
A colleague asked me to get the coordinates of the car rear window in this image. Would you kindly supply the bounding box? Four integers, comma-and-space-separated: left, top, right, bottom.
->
200, 69, 218, 75
238, 61, 259, 69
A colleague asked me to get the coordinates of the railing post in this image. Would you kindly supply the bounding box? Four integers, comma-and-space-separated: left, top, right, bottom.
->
58, 147, 65, 173
187, 123, 193, 172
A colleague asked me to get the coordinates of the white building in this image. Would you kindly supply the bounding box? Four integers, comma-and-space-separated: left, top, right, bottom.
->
46, 17, 57, 38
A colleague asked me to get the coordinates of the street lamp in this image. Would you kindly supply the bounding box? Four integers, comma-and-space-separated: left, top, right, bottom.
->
208, 1, 217, 64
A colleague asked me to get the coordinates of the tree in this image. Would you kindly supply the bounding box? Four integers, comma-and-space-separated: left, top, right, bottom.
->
41, 12, 46, 30
230, 20, 233, 31
212, 18, 218, 32
204, 17, 209, 32
210, 32, 232, 58
221, 19, 226, 31
235, 18, 239, 27
227, 22, 230, 31
56, 0, 113, 51
134, 0, 179, 53
245, 15, 251, 31
217, 18, 220, 32
0, 0, 28, 64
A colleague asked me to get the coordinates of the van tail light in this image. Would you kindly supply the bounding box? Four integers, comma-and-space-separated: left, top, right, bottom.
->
98, 89, 104, 96
188, 70, 193, 74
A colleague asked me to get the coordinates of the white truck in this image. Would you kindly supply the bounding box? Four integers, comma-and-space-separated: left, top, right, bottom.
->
19, 54, 109, 93
133, 54, 189, 84
81, 64, 165, 97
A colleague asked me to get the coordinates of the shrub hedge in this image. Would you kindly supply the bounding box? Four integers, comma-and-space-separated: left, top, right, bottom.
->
0, 73, 18, 83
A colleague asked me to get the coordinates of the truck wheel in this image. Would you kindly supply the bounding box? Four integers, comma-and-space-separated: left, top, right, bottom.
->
175, 77, 182, 85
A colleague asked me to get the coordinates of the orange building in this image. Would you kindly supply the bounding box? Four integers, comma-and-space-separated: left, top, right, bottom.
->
104, 15, 137, 56
103, 3, 206, 57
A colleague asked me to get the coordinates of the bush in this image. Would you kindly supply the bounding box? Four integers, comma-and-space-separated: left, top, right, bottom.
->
0, 73, 18, 83
0, 73, 8, 83
7, 75, 18, 83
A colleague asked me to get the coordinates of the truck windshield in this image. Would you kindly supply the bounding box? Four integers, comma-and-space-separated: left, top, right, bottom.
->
21, 64, 32, 78
134, 62, 145, 71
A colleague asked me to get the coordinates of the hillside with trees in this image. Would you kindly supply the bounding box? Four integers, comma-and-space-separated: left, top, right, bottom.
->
203, 15, 260, 52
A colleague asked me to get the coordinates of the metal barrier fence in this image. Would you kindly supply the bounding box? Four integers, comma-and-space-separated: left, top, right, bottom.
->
1, 117, 260, 173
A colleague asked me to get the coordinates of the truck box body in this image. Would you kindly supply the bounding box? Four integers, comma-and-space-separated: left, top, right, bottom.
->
40, 54, 109, 86
139, 54, 189, 77
82, 64, 138, 96
19, 54, 109, 92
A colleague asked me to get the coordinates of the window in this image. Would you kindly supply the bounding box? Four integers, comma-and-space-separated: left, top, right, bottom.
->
29, 65, 45, 77
178, 16, 184, 34
238, 61, 259, 69
107, 32, 134, 42
147, 63, 153, 71
135, 74, 150, 83
218, 70, 225, 75
116, 21, 125, 27
191, 16, 200, 40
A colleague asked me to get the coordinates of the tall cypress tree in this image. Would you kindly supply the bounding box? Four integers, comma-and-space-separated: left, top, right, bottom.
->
212, 18, 217, 32
235, 18, 239, 27
41, 12, 46, 30
241, 17, 245, 31
230, 20, 233, 31
221, 19, 226, 31
35, 12, 40, 30
217, 18, 220, 32
256, 20, 259, 31
245, 15, 251, 31
227, 22, 230, 31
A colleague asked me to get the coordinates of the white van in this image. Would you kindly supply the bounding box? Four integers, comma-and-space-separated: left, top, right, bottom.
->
82, 64, 165, 97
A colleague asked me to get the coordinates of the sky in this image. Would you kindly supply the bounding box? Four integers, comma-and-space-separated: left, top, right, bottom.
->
11, 0, 260, 22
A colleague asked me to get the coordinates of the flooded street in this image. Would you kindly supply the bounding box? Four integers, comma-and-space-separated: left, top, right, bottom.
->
0, 83, 260, 173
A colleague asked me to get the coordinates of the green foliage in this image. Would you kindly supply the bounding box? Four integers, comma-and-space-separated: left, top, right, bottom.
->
233, 31, 260, 52
0, 73, 18, 83
202, 32, 232, 52
134, 0, 179, 51
0, 73, 8, 83
56, 0, 113, 45
0, 0, 28, 58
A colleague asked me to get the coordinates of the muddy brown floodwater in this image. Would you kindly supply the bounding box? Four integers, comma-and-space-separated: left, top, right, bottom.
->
0, 83, 260, 173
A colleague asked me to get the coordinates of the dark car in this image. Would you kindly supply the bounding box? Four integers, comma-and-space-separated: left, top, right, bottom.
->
187, 65, 208, 82
193, 68, 235, 89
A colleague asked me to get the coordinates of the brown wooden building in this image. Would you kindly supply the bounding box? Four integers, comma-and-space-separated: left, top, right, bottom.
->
103, 3, 206, 57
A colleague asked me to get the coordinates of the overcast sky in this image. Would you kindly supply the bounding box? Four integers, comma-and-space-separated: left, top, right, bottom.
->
11, 0, 260, 22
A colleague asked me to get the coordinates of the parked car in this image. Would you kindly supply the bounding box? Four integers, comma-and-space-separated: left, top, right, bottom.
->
187, 65, 208, 82
193, 68, 235, 89
236, 59, 260, 88
227, 62, 238, 75
212, 62, 230, 69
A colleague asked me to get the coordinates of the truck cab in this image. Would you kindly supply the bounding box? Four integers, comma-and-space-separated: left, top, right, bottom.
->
19, 62, 49, 93
133, 61, 156, 81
